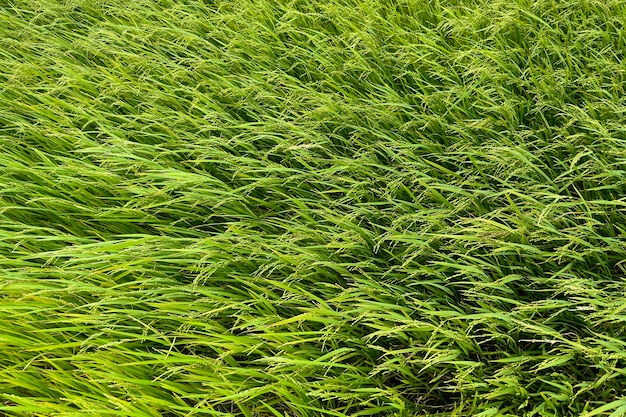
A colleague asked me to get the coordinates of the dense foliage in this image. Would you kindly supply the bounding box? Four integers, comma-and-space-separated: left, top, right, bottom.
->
1, 0, 626, 415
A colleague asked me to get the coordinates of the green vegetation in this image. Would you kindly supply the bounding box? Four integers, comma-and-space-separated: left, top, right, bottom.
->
1, 0, 626, 415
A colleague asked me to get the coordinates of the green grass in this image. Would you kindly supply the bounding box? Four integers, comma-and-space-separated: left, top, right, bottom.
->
1, 0, 626, 415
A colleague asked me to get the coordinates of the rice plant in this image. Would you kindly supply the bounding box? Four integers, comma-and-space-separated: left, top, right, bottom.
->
1, 0, 626, 415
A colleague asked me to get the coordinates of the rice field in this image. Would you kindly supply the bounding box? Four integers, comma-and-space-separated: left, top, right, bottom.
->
1, 0, 626, 415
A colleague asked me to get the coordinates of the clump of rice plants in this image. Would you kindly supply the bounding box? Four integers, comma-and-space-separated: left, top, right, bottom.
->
1, 0, 626, 415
